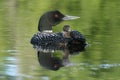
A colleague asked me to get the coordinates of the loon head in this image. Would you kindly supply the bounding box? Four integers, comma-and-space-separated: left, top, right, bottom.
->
38, 10, 80, 32
63, 24, 71, 32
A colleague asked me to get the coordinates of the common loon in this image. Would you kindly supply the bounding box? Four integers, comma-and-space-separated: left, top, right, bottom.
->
30, 10, 81, 51
30, 10, 88, 70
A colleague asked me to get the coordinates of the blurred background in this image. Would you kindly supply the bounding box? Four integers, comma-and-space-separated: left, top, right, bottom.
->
0, 0, 120, 80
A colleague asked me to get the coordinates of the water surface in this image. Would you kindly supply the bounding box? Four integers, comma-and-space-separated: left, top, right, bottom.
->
0, 0, 120, 80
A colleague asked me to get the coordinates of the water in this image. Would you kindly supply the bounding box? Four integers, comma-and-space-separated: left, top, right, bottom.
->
0, 0, 120, 80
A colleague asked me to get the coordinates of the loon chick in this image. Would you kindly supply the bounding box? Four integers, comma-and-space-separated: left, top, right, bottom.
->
62, 24, 87, 55
62, 24, 71, 38
30, 10, 80, 51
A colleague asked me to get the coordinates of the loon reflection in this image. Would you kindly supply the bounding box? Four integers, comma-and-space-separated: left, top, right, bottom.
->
37, 43, 85, 71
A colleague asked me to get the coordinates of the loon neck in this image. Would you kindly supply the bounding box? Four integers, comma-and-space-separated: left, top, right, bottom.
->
38, 14, 53, 32
42, 30, 53, 33
38, 23, 53, 32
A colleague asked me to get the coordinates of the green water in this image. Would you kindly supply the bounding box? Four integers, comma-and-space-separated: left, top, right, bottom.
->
0, 0, 120, 80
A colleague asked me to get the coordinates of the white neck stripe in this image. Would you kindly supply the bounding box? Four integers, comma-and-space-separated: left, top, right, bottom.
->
42, 30, 53, 33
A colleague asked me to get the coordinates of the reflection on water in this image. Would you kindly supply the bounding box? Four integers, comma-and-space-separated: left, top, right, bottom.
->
37, 45, 85, 70
0, 0, 120, 80
0, 48, 120, 79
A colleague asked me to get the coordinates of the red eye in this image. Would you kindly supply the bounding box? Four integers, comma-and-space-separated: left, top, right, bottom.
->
54, 64, 58, 68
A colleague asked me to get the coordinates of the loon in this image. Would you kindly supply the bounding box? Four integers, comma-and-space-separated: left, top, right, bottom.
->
30, 10, 87, 70
31, 24, 87, 52
30, 10, 80, 51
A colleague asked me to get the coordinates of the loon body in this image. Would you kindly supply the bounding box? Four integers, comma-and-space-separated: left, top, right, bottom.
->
30, 10, 81, 51
31, 25, 87, 53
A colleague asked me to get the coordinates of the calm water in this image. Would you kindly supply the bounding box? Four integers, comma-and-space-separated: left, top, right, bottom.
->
0, 0, 120, 80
